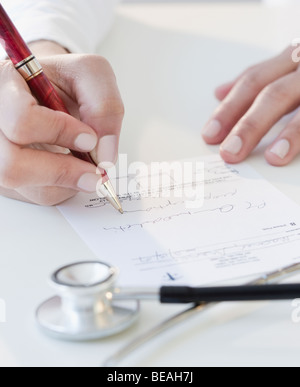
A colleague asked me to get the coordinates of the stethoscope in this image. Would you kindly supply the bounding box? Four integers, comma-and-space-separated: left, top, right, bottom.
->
36, 260, 300, 342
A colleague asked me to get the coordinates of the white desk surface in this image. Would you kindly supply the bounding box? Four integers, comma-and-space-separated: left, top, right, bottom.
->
1, 3, 300, 367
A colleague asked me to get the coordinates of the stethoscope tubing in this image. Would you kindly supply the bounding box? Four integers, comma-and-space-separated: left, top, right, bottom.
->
103, 262, 300, 366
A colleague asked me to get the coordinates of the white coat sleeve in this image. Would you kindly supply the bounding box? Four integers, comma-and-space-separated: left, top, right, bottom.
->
0, 0, 119, 58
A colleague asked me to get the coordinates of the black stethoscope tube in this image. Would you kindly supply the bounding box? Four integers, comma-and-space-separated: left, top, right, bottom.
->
160, 283, 300, 304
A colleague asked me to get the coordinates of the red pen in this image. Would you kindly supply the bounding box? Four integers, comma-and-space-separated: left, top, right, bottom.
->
0, 4, 123, 214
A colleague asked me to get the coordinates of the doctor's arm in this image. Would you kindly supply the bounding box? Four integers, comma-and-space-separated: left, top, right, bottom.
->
0, 0, 124, 206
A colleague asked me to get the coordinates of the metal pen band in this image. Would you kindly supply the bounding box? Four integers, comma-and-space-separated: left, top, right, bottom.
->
15, 55, 43, 81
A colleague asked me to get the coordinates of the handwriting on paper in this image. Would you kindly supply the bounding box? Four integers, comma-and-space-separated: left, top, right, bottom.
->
58, 155, 300, 287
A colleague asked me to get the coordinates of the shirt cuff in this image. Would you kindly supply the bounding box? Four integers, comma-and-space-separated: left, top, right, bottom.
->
0, 0, 119, 59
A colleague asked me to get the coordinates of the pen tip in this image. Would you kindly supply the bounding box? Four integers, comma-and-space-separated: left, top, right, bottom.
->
119, 208, 124, 215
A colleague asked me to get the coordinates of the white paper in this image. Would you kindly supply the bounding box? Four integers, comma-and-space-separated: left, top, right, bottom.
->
58, 155, 300, 287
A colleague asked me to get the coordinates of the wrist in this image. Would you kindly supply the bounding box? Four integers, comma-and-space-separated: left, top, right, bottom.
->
28, 40, 69, 57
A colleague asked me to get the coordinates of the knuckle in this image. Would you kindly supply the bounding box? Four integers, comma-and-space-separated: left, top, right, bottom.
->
52, 162, 72, 187
260, 82, 290, 103
47, 111, 67, 145
82, 98, 125, 122
238, 115, 259, 133
77, 54, 125, 120
239, 67, 262, 93
101, 97, 125, 118
78, 54, 112, 73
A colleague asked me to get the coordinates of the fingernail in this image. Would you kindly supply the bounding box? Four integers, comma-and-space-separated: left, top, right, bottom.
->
270, 139, 290, 159
77, 173, 101, 192
202, 119, 222, 138
221, 135, 243, 155
97, 135, 118, 169
74, 133, 97, 152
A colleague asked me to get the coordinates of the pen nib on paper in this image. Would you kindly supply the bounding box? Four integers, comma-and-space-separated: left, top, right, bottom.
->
98, 180, 123, 214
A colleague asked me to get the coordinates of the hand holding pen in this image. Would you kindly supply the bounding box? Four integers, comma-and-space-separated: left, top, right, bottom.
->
0, 5, 124, 211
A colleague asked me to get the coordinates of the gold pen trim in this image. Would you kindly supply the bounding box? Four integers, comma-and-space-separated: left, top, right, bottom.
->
15, 55, 35, 68
15, 55, 43, 81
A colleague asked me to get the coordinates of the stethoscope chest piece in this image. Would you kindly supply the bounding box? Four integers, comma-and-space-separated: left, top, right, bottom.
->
36, 261, 140, 341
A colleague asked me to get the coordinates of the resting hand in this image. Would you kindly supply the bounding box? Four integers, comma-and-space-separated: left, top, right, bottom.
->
202, 46, 300, 166
0, 41, 124, 205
